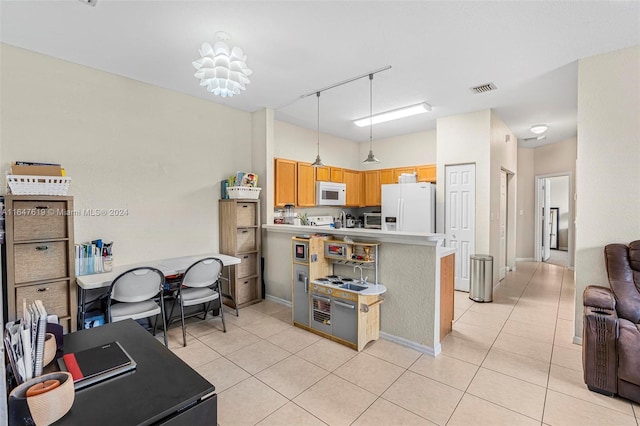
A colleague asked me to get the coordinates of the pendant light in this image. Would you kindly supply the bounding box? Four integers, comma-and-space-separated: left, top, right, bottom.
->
362, 73, 380, 163
311, 92, 325, 167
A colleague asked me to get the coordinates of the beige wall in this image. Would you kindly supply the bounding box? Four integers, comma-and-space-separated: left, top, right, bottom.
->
436, 109, 492, 255
535, 137, 577, 266
516, 147, 535, 259
1, 44, 253, 264
575, 45, 640, 340
274, 120, 360, 169
358, 130, 437, 171
489, 111, 518, 277
436, 109, 518, 285
516, 137, 577, 263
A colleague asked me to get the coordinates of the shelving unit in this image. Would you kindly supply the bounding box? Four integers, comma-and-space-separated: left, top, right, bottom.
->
324, 240, 380, 284
219, 199, 262, 310
4, 195, 77, 332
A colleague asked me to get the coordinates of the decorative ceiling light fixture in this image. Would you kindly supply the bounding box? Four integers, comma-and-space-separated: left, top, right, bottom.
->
530, 124, 548, 134
354, 102, 432, 127
192, 31, 252, 98
362, 74, 380, 164
311, 92, 325, 167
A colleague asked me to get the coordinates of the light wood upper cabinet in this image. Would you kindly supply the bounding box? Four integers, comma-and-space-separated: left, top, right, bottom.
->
379, 169, 395, 185
315, 166, 330, 182
330, 167, 344, 183
274, 158, 297, 207
393, 167, 417, 183
364, 171, 381, 206
297, 162, 316, 207
417, 165, 436, 182
343, 169, 363, 207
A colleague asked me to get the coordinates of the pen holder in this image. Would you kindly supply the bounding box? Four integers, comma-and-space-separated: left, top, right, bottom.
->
43, 333, 57, 367
103, 255, 113, 272
9, 371, 75, 426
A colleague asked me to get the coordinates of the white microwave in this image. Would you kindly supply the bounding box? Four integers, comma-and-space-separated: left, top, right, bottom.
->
316, 181, 346, 206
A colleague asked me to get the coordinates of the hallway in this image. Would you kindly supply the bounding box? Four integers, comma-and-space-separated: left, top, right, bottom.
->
164, 262, 639, 425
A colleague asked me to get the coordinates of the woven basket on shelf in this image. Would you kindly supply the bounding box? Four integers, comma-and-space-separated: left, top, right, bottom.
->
7, 175, 71, 196
227, 187, 261, 199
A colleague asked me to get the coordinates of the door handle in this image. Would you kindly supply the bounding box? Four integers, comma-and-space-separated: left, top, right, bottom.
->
312, 295, 331, 304
304, 276, 308, 293
334, 300, 355, 309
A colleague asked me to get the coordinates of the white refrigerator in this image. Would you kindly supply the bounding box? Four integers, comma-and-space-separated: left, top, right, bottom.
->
382, 183, 435, 233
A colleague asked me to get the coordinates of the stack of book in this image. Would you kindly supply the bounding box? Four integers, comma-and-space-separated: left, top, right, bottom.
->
10, 161, 66, 177
75, 239, 113, 275
221, 171, 259, 199
3, 300, 49, 384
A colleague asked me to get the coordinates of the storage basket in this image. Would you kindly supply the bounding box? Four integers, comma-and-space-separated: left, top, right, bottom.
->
227, 186, 261, 199
7, 175, 71, 196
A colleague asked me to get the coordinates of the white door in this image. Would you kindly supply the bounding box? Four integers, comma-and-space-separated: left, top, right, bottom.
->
445, 164, 476, 292
541, 178, 551, 261
499, 171, 507, 280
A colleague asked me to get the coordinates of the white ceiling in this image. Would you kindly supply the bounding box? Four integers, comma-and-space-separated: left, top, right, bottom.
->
1, 1, 639, 148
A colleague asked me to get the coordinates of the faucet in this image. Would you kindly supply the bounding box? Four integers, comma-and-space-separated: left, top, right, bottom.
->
353, 265, 367, 283
338, 210, 346, 226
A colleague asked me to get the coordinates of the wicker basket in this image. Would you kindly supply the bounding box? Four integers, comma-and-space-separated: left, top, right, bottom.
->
7, 175, 71, 196
227, 186, 261, 199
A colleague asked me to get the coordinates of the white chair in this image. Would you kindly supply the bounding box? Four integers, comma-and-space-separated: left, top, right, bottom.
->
170, 257, 226, 346
106, 267, 168, 347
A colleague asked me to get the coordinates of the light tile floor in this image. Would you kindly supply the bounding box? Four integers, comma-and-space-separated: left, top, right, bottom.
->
162, 261, 640, 425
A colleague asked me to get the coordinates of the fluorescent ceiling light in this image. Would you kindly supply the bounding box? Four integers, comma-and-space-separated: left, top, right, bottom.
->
354, 102, 431, 127
530, 124, 548, 134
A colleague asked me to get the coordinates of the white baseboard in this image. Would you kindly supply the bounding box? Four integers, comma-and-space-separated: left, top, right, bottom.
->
265, 294, 291, 308
379, 332, 440, 356
516, 257, 535, 262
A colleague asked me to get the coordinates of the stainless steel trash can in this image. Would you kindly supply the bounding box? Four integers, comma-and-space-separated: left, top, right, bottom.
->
469, 254, 493, 302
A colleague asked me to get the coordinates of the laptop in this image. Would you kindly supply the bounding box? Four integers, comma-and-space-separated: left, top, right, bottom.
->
58, 341, 136, 389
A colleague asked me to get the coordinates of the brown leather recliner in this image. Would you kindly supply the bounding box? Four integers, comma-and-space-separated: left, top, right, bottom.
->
583, 240, 640, 403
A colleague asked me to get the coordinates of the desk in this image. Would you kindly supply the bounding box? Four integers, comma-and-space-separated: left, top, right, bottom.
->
52, 320, 216, 425
76, 253, 240, 329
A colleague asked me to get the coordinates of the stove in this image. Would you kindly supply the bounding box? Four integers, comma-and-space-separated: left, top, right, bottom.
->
306, 215, 334, 227
314, 275, 355, 286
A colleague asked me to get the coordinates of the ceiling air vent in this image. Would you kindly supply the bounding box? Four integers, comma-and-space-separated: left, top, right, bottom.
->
470, 82, 497, 94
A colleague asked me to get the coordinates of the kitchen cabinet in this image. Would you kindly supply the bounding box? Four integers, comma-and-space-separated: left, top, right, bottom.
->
440, 253, 455, 341
364, 171, 381, 206
380, 169, 395, 185
343, 169, 363, 207
329, 167, 343, 183
315, 166, 330, 182
4, 195, 77, 332
219, 199, 262, 309
417, 164, 436, 182
393, 167, 417, 183
297, 161, 316, 207
274, 158, 297, 207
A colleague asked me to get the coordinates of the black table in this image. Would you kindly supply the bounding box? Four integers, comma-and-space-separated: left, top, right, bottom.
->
52, 320, 217, 425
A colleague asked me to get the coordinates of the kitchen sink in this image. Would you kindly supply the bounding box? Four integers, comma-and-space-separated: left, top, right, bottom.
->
339, 283, 368, 292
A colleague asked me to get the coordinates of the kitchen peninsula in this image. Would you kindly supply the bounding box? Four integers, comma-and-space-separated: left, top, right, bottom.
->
263, 223, 455, 355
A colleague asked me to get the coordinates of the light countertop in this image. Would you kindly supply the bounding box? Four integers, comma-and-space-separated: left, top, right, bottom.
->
310, 279, 387, 296
263, 223, 445, 246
